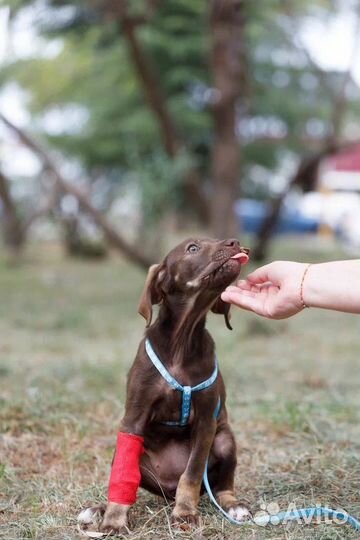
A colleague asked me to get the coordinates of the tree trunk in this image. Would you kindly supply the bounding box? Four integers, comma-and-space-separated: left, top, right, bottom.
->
110, 1, 209, 223
61, 214, 108, 259
209, 0, 247, 238
0, 170, 25, 253
119, 16, 180, 158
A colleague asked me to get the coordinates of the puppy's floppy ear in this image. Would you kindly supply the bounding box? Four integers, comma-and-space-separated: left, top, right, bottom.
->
211, 297, 232, 330
138, 264, 165, 327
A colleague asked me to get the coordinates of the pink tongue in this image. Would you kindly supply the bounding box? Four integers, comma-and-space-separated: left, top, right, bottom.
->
230, 252, 249, 265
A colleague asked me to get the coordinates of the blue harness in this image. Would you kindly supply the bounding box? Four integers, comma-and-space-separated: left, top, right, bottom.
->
145, 338, 220, 426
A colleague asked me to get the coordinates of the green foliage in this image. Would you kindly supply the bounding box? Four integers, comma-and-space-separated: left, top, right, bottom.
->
125, 147, 193, 225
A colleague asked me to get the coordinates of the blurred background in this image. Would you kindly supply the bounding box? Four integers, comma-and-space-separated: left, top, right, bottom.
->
0, 0, 360, 262
1, 2, 360, 539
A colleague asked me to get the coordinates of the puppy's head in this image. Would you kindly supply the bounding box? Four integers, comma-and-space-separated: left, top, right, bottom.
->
138, 237, 249, 328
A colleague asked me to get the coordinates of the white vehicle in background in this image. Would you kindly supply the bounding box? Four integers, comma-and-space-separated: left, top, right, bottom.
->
299, 190, 360, 254
315, 150, 360, 254
340, 212, 360, 253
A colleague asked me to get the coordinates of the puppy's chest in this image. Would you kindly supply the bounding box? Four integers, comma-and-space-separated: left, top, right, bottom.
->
142, 338, 218, 426
151, 371, 187, 419
152, 383, 194, 425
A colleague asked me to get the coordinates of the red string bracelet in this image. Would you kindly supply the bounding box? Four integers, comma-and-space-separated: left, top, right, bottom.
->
300, 264, 311, 309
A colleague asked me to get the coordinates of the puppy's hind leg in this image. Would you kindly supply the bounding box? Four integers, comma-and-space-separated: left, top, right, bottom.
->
210, 426, 251, 522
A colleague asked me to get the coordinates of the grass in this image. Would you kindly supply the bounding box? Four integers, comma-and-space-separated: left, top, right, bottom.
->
1, 236, 360, 539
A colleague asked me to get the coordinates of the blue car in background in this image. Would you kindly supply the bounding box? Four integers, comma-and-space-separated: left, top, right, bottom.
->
234, 199, 319, 234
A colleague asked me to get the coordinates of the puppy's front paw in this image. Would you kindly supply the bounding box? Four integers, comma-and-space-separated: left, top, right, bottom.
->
99, 502, 130, 535
171, 505, 201, 529
78, 505, 106, 537
227, 504, 252, 522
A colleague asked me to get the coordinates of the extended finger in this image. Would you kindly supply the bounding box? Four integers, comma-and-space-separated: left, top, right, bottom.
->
234, 280, 257, 291
227, 282, 261, 294
221, 289, 266, 315
246, 263, 280, 286
223, 287, 259, 298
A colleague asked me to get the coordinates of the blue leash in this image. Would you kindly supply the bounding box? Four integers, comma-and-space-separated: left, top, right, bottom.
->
203, 460, 360, 531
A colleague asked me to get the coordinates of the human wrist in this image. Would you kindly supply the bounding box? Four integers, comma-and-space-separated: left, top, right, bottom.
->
301, 263, 321, 308
302, 260, 360, 313
303, 261, 352, 311
302, 262, 341, 310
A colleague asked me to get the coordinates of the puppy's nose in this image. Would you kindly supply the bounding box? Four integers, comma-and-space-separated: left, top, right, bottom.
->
224, 238, 240, 248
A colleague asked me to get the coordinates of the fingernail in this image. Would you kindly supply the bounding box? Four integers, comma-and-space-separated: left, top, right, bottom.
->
221, 292, 229, 302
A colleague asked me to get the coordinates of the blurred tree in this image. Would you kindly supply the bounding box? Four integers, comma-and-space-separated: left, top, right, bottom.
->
1, 1, 210, 213
0, 111, 153, 267
0, 0, 359, 254
250, 0, 360, 259
209, 0, 248, 237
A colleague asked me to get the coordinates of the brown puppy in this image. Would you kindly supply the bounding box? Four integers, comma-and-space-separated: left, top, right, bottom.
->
79, 238, 251, 534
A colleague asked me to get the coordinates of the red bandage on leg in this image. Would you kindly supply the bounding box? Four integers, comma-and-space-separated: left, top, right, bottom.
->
108, 432, 144, 505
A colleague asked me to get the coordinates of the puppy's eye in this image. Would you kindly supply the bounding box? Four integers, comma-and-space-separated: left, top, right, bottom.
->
187, 244, 199, 254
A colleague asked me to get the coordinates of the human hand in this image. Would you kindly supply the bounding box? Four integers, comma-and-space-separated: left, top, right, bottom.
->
221, 261, 309, 319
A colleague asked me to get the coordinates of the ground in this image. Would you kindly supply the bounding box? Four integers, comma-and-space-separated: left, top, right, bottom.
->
1, 236, 359, 540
